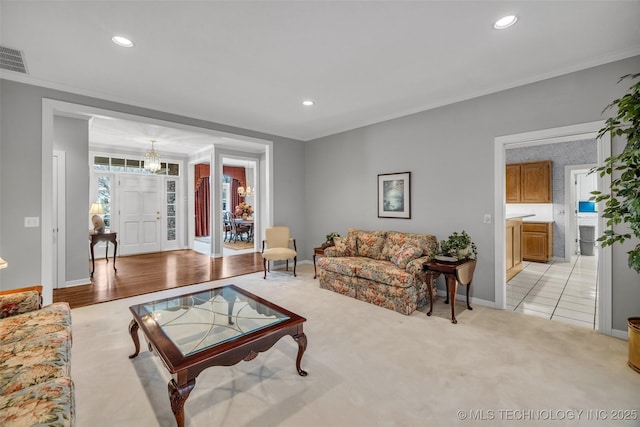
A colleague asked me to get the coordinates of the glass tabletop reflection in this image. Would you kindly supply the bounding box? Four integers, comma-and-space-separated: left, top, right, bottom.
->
131, 286, 289, 356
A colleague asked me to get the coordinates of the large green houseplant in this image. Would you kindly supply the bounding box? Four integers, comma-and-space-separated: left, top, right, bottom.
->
591, 73, 640, 272
591, 73, 640, 373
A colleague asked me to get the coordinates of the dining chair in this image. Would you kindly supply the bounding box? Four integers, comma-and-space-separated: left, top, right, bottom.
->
261, 226, 297, 279
222, 212, 233, 242
231, 217, 251, 242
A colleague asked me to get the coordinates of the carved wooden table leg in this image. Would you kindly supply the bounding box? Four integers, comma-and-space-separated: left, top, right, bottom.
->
90, 242, 96, 277
447, 275, 459, 324
425, 272, 437, 317
128, 319, 140, 358
168, 379, 195, 427
112, 239, 117, 273
293, 333, 308, 376
313, 253, 318, 279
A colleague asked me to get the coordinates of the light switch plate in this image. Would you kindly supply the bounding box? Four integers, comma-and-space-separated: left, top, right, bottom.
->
483, 214, 492, 224
24, 217, 40, 227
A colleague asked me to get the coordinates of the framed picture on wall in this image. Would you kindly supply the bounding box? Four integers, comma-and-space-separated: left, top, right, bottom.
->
378, 172, 411, 219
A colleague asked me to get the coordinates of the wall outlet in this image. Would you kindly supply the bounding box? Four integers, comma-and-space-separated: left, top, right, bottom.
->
24, 217, 40, 228
483, 214, 492, 224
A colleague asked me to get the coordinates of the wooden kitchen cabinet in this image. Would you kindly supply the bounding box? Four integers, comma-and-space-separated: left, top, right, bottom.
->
506, 218, 523, 280
506, 164, 521, 203
506, 160, 552, 203
522, 222, 553, 262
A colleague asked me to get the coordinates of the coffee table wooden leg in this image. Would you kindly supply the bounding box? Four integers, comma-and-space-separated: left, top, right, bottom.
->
466, 281, 473, 311
128, 319, 140, 358
168, 379, 195, 427
447, 276, 458, 324
293, 333, 308, 376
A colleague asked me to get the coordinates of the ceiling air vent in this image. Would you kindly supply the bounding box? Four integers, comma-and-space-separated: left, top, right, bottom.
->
0, 45, 28, 74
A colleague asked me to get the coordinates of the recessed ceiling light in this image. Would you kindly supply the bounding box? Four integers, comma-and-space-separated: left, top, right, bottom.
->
493, 15, 518, 30
302, 100, 315, 107
112, 35, 134, 48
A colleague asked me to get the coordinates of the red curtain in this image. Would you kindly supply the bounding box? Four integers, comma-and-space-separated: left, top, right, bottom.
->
224, 166, 247, 216
223, 166, 246, 185
231, 179, 245, 216
195, 164, 210, 191
195, 177, 210, 237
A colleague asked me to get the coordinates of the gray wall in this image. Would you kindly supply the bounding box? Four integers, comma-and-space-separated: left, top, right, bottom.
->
506, 139, 598, 258
2, 56, 639, 332
0, 79, 305, 291
305, 56, 640, 331
53, 116, 90, 283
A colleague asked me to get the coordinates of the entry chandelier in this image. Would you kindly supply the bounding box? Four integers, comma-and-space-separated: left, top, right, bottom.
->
238, 184, 254, 197
144, 140, 161, 173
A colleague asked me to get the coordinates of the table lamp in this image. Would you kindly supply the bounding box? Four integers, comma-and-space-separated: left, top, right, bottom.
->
89, 202, 105, 233
0, 257, 7, 270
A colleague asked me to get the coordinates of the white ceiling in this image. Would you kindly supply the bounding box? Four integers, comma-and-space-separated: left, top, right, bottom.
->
88, 115, 267, 156
2, 1, 640, 144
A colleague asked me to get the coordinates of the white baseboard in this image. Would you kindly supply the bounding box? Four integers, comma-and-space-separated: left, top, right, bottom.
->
435, 289, 495, 308
432, 290, 628, 339
62, 278, 90, 288
611, 328, 628, 340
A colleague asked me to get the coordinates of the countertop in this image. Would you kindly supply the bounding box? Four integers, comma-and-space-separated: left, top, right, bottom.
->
505, 213, 535, 220
505, 214, 554, 223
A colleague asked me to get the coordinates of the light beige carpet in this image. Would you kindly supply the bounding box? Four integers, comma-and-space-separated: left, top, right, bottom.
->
71, 265, 640, 426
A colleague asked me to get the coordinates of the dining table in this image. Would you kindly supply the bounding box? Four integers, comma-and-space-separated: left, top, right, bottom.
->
235, 218, 254, 242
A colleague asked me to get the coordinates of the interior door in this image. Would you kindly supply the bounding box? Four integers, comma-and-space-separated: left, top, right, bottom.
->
119, 175, 162, 255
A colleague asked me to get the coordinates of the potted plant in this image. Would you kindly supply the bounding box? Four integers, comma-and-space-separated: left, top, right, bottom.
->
437, 230, 477, 260
321, 232, 340, 249
590, 73, 640, 373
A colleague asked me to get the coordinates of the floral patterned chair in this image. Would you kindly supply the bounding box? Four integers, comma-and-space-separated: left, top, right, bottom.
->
317, 228, 438, 315
0, 286, 75, 426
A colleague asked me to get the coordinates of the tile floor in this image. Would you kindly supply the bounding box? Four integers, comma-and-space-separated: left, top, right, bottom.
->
506, 252, 599, 329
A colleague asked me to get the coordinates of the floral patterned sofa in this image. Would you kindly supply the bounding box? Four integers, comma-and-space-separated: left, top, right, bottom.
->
317, 228, 438, 315
0, 286, 75, 426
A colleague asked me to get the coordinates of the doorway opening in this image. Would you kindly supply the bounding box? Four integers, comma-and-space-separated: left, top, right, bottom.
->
221, 158, 258, 257
494, 121, 612, 335
41, 99, 273, 306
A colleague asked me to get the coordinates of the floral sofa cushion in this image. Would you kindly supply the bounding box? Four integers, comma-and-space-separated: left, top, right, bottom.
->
348, 228, 387, 260
0, 303, 71, 346
319, 256, 371, 277
382, 231, 438, 260
0, 289, 41, 319
390, 243, 424, 269
0, 287, 74, 426
0, 331, 71, 396
0, 377, 75, 427
331, 235, 357, 257
357, 260, 415, 288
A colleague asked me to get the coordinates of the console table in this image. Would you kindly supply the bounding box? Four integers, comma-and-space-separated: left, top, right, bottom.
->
89, 231, 118, 277
423, 258, 476, 324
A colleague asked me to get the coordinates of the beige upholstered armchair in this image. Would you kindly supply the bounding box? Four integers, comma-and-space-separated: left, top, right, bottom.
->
261, 226, 297, 279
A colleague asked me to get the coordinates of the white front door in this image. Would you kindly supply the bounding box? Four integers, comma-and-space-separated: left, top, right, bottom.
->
119, 175, 162, 255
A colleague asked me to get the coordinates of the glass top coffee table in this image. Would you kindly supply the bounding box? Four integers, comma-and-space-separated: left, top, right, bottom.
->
128, 284, 308, 427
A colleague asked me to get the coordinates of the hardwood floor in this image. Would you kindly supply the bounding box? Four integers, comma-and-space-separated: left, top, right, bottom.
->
53, 250, 263, 309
